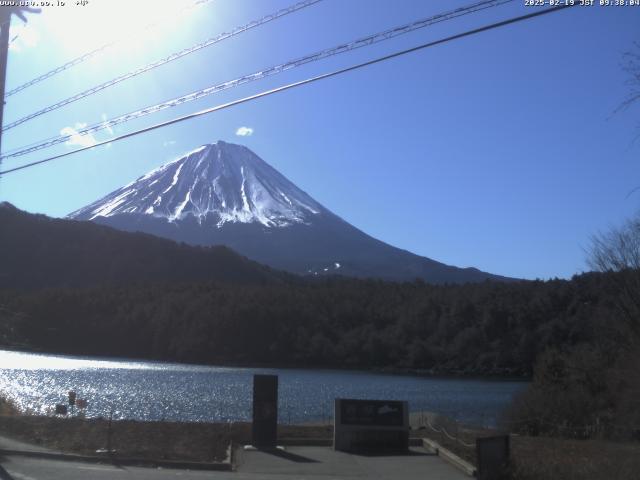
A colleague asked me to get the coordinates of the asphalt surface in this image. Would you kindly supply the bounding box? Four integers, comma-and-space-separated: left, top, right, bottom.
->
1, 447, 470, 479
0, 456, 219, 480
0, 436, 53, 454
236, 445, 469, 479
0, 434, 469, 480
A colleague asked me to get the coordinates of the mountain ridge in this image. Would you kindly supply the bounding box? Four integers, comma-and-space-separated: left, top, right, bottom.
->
68, 141, 514, 284
0, 201, 286, 290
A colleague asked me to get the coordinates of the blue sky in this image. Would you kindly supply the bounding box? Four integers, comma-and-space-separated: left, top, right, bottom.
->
0, 0, 638, 280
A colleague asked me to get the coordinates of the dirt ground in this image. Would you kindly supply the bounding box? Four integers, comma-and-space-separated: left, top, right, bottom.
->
0, 415, 332, 463
507, 435, 640, 480
415, 426, 640, 480
1, 413, 638, 478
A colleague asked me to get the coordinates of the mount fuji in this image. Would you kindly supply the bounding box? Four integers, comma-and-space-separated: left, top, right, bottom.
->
68, 141, 510, 283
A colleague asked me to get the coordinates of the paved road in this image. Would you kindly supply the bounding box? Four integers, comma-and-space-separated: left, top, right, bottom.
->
0, 446, 468, 479
0, 456, 221, 480
0, 436, 53, 454
236, 446, 468, 479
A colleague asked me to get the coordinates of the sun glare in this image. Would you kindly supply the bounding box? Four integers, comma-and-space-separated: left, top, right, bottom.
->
40, 0, 198, 57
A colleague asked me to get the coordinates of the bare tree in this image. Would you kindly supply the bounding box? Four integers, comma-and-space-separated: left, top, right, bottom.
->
588, 214, 640, 339
616, 42, 640, 117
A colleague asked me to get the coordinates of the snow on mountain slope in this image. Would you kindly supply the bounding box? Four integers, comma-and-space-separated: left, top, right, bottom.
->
68, 141, 513, 284
69, 141, 323, 227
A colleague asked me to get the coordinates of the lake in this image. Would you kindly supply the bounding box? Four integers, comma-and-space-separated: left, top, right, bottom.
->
0, 349, 527, 426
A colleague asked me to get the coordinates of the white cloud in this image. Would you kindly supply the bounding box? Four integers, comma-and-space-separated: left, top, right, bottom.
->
60, 123, 97, 148
61, 117, 115, 149
163, 140, 177, 147
235, 126, 254, 137
101, 114, 114, 136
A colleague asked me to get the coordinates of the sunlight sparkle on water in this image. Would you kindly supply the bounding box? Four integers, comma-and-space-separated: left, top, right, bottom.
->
0, 349, 198, 371
0, 350, 526, 425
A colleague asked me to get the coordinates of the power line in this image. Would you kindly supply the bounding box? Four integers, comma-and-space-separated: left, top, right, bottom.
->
1, 0, 512, 160
4, 0, 215, 98
0, 6, 40, 164
0, 3, 576, 177
2, 0, 322, 132
8, 32, 21, 45
8, 22, 26, 47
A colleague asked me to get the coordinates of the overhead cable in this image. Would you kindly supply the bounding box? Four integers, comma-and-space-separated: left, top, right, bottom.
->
0, 3, 577, 177
1, 0, 511, 159
2, 0, 323, 131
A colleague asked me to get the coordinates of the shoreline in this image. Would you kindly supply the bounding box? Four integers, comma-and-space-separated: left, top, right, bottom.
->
0, 345, 531, 382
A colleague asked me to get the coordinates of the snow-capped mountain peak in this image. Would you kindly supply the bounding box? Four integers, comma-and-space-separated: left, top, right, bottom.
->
68, 140, 512, 284
69, 141, 323, 228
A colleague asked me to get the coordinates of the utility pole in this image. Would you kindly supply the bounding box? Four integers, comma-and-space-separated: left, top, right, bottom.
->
0, 6, 40, 169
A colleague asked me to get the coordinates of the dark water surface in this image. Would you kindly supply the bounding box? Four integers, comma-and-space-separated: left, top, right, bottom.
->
0, 349, 527, 426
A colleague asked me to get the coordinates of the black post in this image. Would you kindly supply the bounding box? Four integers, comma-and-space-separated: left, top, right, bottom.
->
0, 9, 11, 161
251, 374, 278, 448
476, 435, 510, 480
0, 7, 40, 166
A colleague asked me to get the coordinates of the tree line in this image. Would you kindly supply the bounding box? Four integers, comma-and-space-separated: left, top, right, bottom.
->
0, 271, 623, 378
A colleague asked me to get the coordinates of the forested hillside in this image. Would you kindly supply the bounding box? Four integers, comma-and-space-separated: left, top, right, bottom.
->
0, 202, 285, 289
0, 272, 621, 376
